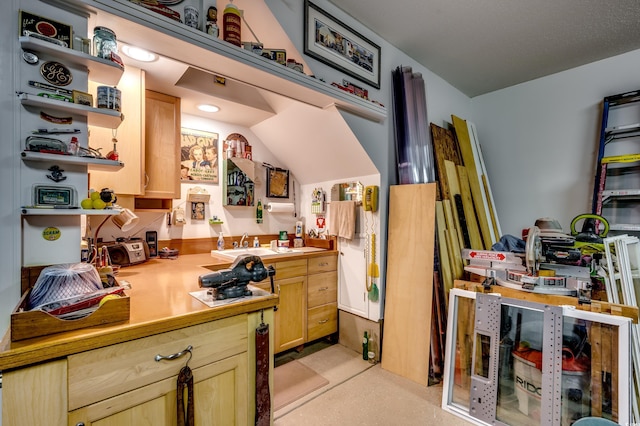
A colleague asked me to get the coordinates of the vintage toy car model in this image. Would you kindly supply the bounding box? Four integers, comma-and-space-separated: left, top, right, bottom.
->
37, 92, 72, 102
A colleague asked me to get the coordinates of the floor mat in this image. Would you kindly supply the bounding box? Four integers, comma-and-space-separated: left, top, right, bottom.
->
273, 360, 329, 411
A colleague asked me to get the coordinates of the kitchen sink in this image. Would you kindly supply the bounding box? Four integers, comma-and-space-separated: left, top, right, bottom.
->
211, 247, 302, 260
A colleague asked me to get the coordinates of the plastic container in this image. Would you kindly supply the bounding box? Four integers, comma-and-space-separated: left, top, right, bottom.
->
278, 231, 289, 249
217, 232, 225, 251
253, 236, 260, 248
512, 345, 543, 419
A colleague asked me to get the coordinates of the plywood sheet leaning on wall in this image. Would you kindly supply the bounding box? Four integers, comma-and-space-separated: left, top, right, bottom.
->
382, 183, 436, 386
430, 123, 462, 201
452, 115, 499, 249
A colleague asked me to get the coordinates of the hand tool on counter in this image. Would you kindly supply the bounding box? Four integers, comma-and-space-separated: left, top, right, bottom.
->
198, 254, 275, 300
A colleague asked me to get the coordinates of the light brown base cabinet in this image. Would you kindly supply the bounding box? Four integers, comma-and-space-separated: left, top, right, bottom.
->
2, 311, 273, 426
255, 254, 338, 354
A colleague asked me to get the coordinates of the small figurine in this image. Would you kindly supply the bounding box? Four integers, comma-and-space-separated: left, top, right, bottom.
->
206, 6, 219, 38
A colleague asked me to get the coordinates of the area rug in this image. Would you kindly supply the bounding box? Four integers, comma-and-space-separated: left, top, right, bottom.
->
273, 360, 329, 411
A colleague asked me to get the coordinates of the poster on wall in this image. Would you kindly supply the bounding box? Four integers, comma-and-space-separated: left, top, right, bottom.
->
180, 128, 219, 183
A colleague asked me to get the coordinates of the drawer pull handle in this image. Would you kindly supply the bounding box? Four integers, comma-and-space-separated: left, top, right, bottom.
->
155, 345, 193, 363
319, 262, 328, 266
318, 319, 328, 324
318, 286, 329, 291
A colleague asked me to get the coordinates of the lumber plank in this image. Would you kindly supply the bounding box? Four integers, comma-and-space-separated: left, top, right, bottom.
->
591, 322, 603, 416
443, 200, 464, 279
444, 160, 467, 249
482, 174, 501, 242
382, 183, 436, 386
430, 123, 462, 201
612, 324, 619, 420
457, 165, 484, 249
452, 115, 494, 249
435, 201, 454, 298
469, 121, 501, 243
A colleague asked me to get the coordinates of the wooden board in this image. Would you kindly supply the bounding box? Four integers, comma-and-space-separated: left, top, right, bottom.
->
430, 123, 462, 201
435, 201, 454, 295
443, 160, 467, 249
382, 183, 436, 386
452, 115, 494, 249
469, 122, 501, 241
457, 165, 483, 249
442, 200, 464, 279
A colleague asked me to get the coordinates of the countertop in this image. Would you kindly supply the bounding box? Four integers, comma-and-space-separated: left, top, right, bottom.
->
0, 248, 336, 371
0, 253, 277, 371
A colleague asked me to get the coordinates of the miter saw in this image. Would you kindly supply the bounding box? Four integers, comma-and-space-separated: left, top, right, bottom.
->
199, 254, 275, 300
464, 226, 592, 297
501, 226, 593, 296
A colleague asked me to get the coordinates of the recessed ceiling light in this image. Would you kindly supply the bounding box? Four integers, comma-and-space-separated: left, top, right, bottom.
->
197, 104, 220, 113
121, 45, 157, 62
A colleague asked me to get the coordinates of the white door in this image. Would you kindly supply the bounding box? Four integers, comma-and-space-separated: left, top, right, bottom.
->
337, 235, 369, 318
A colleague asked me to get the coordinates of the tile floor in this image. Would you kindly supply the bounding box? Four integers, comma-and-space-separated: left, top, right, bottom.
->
273, 343, 472, 425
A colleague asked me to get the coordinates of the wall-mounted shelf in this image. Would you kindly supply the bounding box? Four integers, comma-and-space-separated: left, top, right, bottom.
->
21, 207, 122, 216
71, 0, 387, 123
21, 151, 124, 171
18, 93, 124, 129
19, 36, 124, 85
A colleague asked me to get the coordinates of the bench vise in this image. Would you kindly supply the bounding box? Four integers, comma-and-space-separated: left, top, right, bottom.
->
198, 254, 275, 300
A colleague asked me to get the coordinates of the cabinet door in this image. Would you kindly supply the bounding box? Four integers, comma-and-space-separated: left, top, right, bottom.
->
140, 90, 181, 199
274, 275, 307, 353
89, 67, 145, 196
68, 353, 248, 426
2, 359, 67, 426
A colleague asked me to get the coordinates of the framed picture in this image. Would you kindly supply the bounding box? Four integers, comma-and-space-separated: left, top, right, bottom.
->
191, 202, 205, 220
304, 0, 380, 89
180, 128, 219, 184
72, 90, 93, 107
266, 168, 290, 198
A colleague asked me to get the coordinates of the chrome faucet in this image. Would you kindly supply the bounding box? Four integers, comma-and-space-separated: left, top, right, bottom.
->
239, 232, 249, 248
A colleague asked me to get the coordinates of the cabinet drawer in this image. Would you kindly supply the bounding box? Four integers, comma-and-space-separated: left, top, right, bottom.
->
307, 303, 337, 342
307, 271, 337, 308
68, 315, 248, 410
267, 258, 307, 280
307, 255, 337, 274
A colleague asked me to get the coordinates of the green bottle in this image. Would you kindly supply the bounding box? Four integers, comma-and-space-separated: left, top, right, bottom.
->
362, 331, 369, 360
256, 199, 263, 224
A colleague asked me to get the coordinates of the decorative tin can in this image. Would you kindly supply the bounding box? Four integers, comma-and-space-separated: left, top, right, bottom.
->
223, 1, 242, 47
93, 26, 117, 59
184, 5, 199, 29
96, 86, 121, 111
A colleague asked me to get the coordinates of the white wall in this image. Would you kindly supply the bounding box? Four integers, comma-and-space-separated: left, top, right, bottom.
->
0, 1, 20, 336
473, 49, 640, 238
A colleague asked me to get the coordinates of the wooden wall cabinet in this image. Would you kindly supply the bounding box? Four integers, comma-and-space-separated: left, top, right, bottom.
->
134, 90, 181, 210
90, 82, 180, 211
